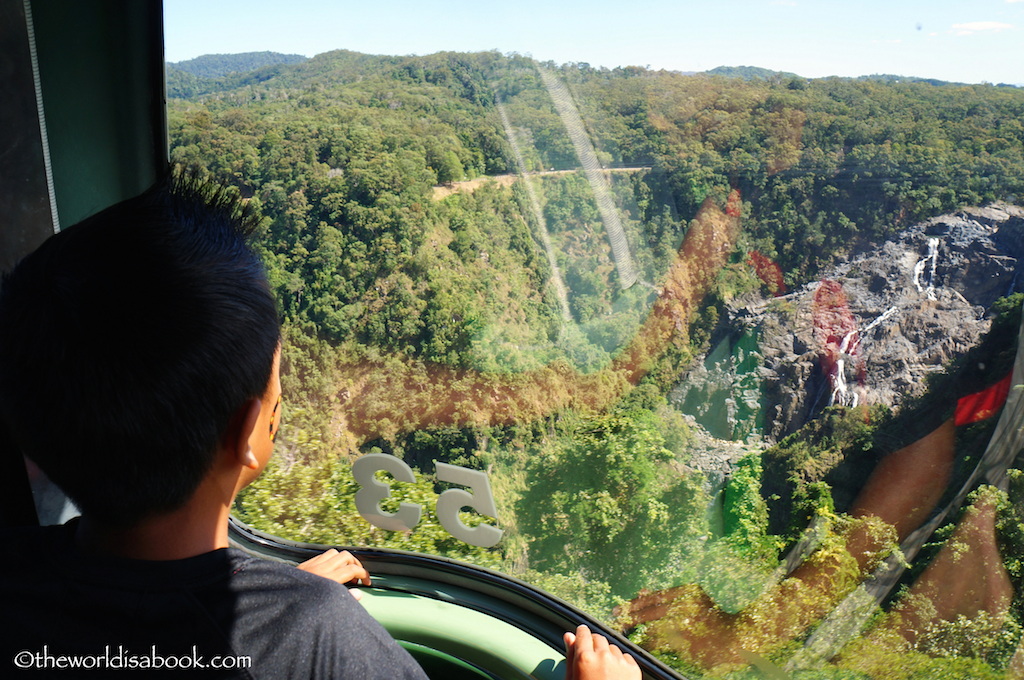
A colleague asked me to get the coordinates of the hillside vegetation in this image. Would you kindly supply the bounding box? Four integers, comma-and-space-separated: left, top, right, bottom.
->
168, 50, 1024, 677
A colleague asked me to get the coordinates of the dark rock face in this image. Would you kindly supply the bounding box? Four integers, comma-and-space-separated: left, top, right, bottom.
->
672, 203, 1024, 448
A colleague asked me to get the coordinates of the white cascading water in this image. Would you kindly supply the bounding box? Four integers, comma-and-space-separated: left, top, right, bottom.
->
832, 238, 942, 406
861, 305, 899, 334
913, 238, 940, 300
830, 330, 857, 407
828, 306, 898, 407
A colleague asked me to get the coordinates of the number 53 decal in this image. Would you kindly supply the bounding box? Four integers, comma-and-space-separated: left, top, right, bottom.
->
352, 453, 504, 548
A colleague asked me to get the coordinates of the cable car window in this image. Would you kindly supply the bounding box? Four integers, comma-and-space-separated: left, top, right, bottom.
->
165, 2, 1024, 676
26, 460, 79, 526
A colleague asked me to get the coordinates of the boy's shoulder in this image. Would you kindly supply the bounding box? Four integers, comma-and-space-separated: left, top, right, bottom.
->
0, 522, 426, 679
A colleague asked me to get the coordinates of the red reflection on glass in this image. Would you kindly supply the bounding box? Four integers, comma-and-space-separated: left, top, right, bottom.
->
954, 372, 1012, 426
337, 195, 741, 441
746, 251, 786, 295
725, 188, 742, 217
812, 280, 864, 405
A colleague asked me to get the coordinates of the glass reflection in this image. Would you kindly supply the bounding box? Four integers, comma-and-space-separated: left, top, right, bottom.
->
167, 49, 1024, 677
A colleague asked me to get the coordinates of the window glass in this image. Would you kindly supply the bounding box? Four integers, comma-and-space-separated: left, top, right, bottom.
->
26, 458, 79, 526
165, 4, 1024, 676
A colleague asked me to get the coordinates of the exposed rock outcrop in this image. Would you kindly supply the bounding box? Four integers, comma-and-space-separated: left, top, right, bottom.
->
673, 204, 1024, 450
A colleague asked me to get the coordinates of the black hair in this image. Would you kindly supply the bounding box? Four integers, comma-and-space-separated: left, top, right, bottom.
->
0, 170, 280, 526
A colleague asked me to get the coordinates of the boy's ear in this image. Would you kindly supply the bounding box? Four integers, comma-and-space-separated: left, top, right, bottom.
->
225, 398, 262, 469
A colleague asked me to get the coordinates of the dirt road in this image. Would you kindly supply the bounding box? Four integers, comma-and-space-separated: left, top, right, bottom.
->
431, 167, 650, 200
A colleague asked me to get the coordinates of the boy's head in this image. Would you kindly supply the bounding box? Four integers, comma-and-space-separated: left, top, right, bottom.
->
0, 173, 280, 527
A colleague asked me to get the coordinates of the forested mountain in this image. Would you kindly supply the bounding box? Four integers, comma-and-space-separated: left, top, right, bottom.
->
170, 51, 307, 78
167, 51, 308, 98
168, 49, 1024, 367
703, 64, 800, 81
168, 50, 1024, 677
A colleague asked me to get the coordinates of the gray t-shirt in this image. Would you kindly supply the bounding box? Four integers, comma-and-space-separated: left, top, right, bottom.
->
0, 521, 428, 679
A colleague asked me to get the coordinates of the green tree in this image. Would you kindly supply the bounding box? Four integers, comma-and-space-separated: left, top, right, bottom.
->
517, 411, 707, 597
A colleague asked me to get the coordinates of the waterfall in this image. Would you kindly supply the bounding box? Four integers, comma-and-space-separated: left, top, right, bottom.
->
830, 330, 859, 407
827, 306, 898, 408
861, 305, 899, 334
913, 238, 940, 300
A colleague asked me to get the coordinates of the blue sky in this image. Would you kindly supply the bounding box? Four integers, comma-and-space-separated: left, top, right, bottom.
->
164, 0, 1024, 85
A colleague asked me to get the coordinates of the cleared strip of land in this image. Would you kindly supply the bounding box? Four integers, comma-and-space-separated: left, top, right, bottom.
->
431, 167, 651, 200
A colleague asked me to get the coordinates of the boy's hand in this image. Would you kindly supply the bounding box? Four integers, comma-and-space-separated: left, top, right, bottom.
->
563, 625, 641, 680
298, 549, 371, 600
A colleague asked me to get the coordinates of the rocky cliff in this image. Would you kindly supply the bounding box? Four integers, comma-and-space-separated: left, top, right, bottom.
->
673, 203, 1024, 449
